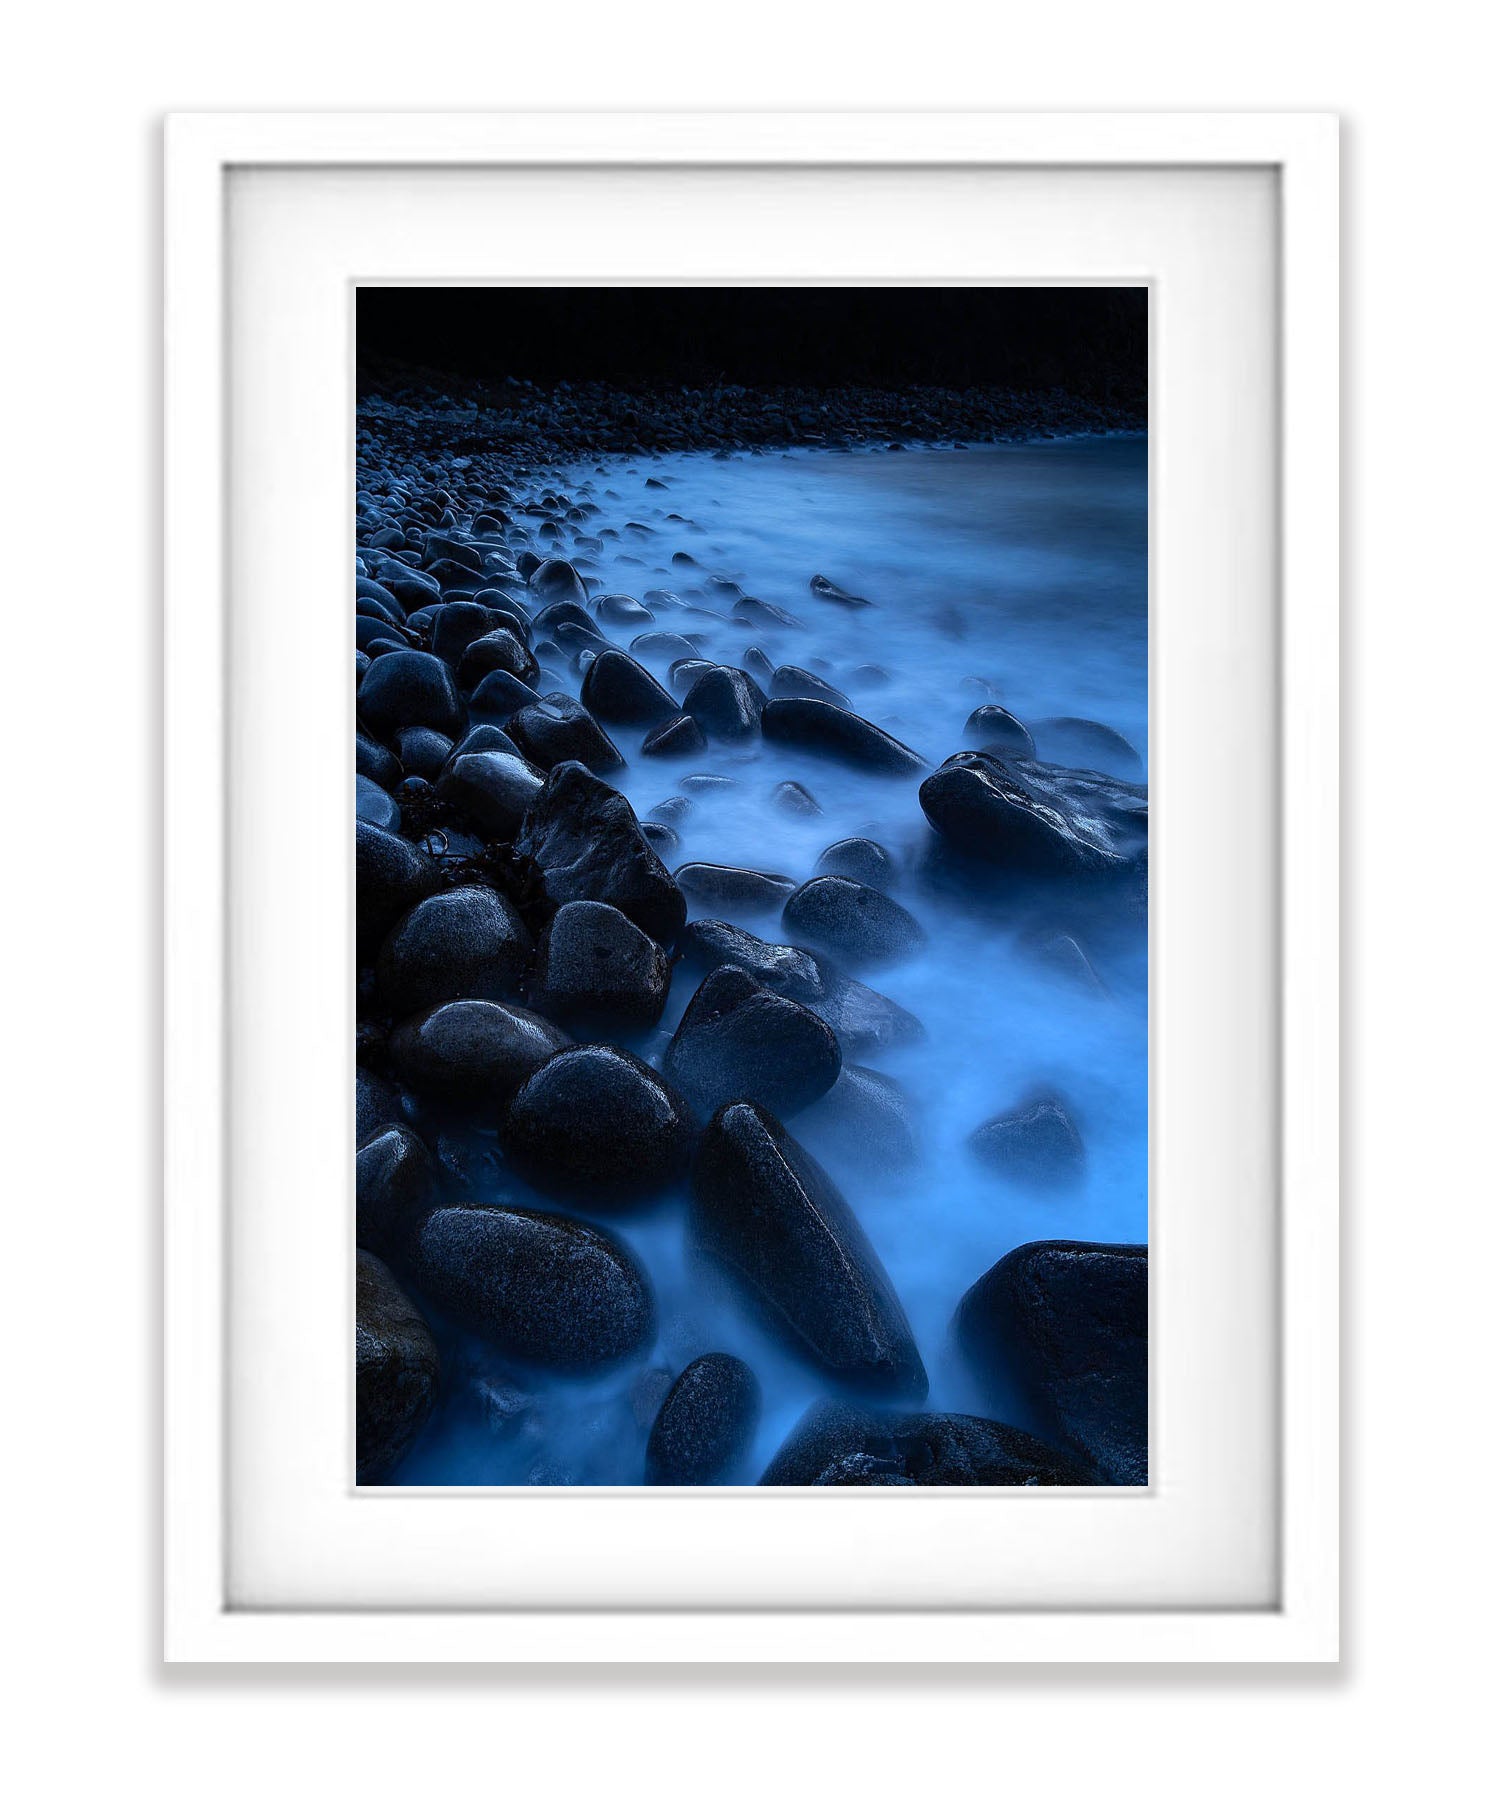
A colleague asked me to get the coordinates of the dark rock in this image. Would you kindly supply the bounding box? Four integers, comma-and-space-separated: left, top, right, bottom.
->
954, 1240, 1147, 1484
458, 627, 539, 689
640, 821, 679, 858
796, 1064, 919, 1175
356, 1064, 405, 1146
669, 657, 715, 696
761, 698, 927, 776
665, 966, 841, 1119
631, 630, 700, 668
501, 1044, 694, 1207
675, 863, 796, 918
682, 666, 765, 742
529, 900, 671, 1034
356, 576, 407, 623
815, 836, 897, 890
964, 704, 1036, 758
782, 875, 925, 969
356, 1251, 439, 1483
919, 751, 1146, 876
431, 599, 504, 666
645, 1352, 761, 1485
770, 779, 822, 817
528, 558, 589, 606
355, 821, 440, 961
388, 1000, 570, 1109
356, 1123, 439, 1259
376, 885, 532, 1014
437, 750, 545, 840
469, 668, 542, 724
517, 761, 686, 946
593, 592, 654, 630
447, 724, 523, 763
968, 1096, 1086, 1188
509, 694, 625, 775
677, 919, 824, 1001
579, 649, 679, 727
773, 665, 850, 708
357, 733, 402, 791
1033, 716, 1145, 780
809, 573, 872, 608
689, 1101, 926, 1400
808, 974, 924, 1058
759, 1399, 1095, 1486
411, 1203, 656, 1371
733, 595, 803, 630
742, 645, 776, 685
641, 713, 707, 758
358, 649, 467, 741
356, 773, 401, 832
395, 725, 453, 781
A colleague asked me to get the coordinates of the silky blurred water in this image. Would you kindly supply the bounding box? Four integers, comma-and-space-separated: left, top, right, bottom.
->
397, 435, 1147, 1484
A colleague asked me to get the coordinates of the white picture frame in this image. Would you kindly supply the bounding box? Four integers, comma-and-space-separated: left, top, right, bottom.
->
164, 111, 1338, 1663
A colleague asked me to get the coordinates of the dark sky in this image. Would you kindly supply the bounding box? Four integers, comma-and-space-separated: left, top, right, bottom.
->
357, 286, 1145, 399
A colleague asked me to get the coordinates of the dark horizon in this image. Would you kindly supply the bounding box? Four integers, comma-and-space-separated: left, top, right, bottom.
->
357, 286, 1146, 402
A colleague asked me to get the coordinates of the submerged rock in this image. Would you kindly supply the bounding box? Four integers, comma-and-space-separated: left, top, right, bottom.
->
1033, 715, 1145, 780
376, 885, 532, 1016
954, 1240, 1148, 1484
759, 1399, 1095, 1486
356, 1251, 439, 1483
964, 703, 1036, 758
809, 573, 872, 608
645, 1352, 762, 1485
807, 973, 924, 1058
772, 665, 850, 708
500, 1044, 694, 1206
782, 875, 925, 969
412, 1203, 656, 1371
677, 918, 825, 1001
665, 966, 841, 1119
770, 779, 822, 817
814, 836, 897, 890
689, 1101, 926, 1400
968, 1095, 1086, 1188
919, 751, 1146, 876
795, 1064, 919, 1175
674, 863, 797, 918
529, 900, 671, 1034
761, 698, 927, 776
517, 761, 686, 947
388, 999, 570, 1108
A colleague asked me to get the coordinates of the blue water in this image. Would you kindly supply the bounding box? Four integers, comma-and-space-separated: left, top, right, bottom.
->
399, 435, 1147, 1484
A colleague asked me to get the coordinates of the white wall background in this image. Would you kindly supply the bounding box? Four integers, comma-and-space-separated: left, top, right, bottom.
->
3, 4, 1492, 1790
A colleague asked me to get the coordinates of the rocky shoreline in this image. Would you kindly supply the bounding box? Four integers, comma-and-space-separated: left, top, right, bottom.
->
354, 378, 1148, 1487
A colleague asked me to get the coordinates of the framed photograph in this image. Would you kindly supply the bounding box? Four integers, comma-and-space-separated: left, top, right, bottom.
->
164, 112, 1338, 1662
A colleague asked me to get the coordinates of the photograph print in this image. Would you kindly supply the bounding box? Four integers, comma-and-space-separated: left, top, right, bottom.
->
354, 285, 1148, 1488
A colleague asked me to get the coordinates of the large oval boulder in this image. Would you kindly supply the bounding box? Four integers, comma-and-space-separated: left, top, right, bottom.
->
355, 821, 440, 962
457, 626, 539, 690
501, 1044, 694, 1207
508, 694, 625, 775
645, 1352, 762, 1485
954, 1240, 1147, 1484
782, 875, 925, 969
761, 698, 927, 776
682, 666, 766, 742
388, 999, 570, 1109
665, 966, 841, 1119
677, 918, 825, 1002
376, 885, 532, 1015
411, 1203, 656, 1371
967, 1095, 1086, 1188
689, 1101, 926, 1401
436, 750, 545, 841
358, 649, 467, 742
356, 1251, 439, 1483
674, 863, 796, 919
579, 649, 680, 727
528, 900, 671, 1034
919, 750, 1146, 876
356, 1123, 439, 1260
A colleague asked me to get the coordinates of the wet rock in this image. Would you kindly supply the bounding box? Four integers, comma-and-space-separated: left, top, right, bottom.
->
665, 966, 841, 1119
640, 821, 679, 858
357, 1123, 439, 1259
431, 599, 505, 666
733, 595, 803, 631
458, 627, 539, 689
675, 863, 796, 919
501, 1044, 694, 1207
772, 665, 850, 708
1034, 716, 1145, 780
358, 649, 467, 741
356, 1251, 440, 1483
954, 1240, 1147, 1484
509, 694, 625, 775
579, 649, 679, 727
919, 751, 1146, 876
469, 668, 542, 724
411, 1203, 656, 1371
388, 999, 570, 1109
968, 1095, 1086, 1188
356, 821, 440, 961
448, 724, 523, 763
356, 1064, 405, 1146
395, 725, 453, 781
689, 1101, 926, 1400
759, 1399, 1095, 1486
809, 573, 872, 608
356, 772, 401, 832
632, 630, 700, 668
645, 1352, 762, 1485
770, 779, 822, 817
593, 592, 655, 630
437, 750, 545, 840
742, 645, 776, 685
356, 575, 407, 623
849, 664, 891, 689
782, 875, 925, 969
964, 704, 1036, 758
529, 900, 671, 1034
678, 919, 825, 1001
796, 1064, 919, 1175
761, 698, 927, 776
808, 973, 924, 1058
357, 733, 402, 792
682, 666, 765, 742
376, 885, 532, 1015
641, 713, 707, 758
517, 761, 687, 946
669, 657, 715, 696
528, 558, 589, 606
815, 836, 897, 890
